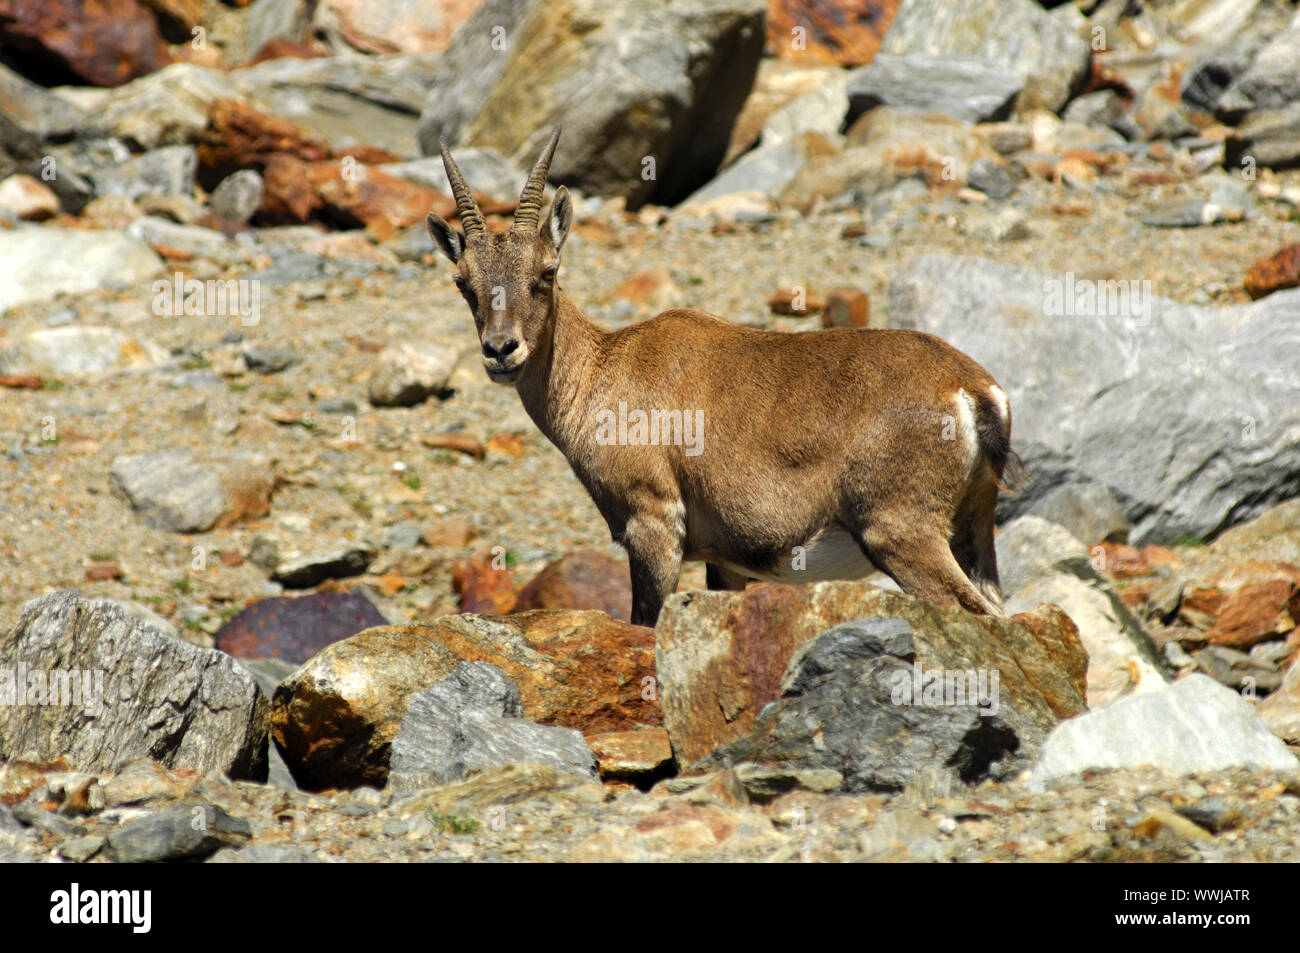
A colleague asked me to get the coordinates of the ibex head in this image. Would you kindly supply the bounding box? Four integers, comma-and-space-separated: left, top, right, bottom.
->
426, 126, 573, 384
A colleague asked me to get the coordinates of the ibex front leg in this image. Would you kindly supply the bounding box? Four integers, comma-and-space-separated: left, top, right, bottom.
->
622, 512, 684, 627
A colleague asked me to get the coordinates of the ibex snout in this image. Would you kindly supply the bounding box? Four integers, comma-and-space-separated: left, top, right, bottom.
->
481, 331, 524, 382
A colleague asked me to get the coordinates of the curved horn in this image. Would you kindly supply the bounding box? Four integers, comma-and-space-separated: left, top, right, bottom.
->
512, 125, 561, 232
439, 139, 484, 238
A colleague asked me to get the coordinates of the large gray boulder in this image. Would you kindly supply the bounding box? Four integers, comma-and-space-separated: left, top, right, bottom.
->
845, 54, 1021, 126
388, 662, 598, 791
1032, 674, 1298, 783
0, 592, 269, 781
0, 228, 161, 314
416, 0, 766, 206
1224, 14, 1300, 111
887, 254, 1300, 545
880, 0, 1090, 113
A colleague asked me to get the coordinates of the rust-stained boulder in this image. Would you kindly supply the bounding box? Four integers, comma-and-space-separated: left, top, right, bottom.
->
515, 549, 633, 621
0, 0, 172, 87
197, 98, 330, 191
766, 0, 901, 67
655, 581, 1087, 770
271, 611, 658, 790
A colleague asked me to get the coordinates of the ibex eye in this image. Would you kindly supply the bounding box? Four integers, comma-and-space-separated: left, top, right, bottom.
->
540, 267, 557, 283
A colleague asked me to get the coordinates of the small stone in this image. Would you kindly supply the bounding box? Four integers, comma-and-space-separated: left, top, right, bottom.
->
109, 449, 274, 533
106, 805, 252, 863
380, 520, 424, 550
368, 342, 459, 407
513, 549, 632, 620
966, 157, 1015, 200
317, 396, 359, 414
421, 517, 477, 548
0, 174, 60, 220
587, 728, 674, 782
1174, 797, 1243, 834
271, 546, 376, 589
215, 590, 388, 663
1244, 244, 1300, 300
821, 286, 871, 329
421, 432, 485, 460
208, 169, 264, 224
242, 346, 299, 374
768, 286, 824, 316
58, 836, 105, 862
959, 206, 1029, 242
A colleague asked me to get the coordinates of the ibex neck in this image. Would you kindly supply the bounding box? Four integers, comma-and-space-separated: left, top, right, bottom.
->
515, 290, 605, 452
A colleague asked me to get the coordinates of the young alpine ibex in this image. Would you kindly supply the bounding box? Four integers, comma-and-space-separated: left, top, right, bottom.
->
427, 127, 1020, 627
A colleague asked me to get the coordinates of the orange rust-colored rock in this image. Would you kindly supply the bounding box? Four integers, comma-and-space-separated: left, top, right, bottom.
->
314, 165, 449, 241
766, 0, 901, 66
422, 431, 486, 460
197, 99, 329, 190
0, 0, 172, 87
821, 286, 871, 328
514, 549, 633, 621
1093, 541, 1150, 578
1244, 244, 1300, 300
768, 286, 825, 315
428, 611, 660, 733
1207, 578, 1298, 648
452, 557, 516, 614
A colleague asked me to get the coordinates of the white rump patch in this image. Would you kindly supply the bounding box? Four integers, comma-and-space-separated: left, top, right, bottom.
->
954, 388, 980, 475
988, 385, 1009, 429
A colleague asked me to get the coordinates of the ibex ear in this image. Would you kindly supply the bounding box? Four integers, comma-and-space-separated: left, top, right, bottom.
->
542, 186, 572, 254
426, 212, 464, 264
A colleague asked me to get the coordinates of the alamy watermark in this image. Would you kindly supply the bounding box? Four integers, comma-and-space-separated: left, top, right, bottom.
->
0, 664, 104, 716
1042, 271, 1153, 327
152, 272, 261, 326
890, 661, 1000, 717
593, 401, 705, 457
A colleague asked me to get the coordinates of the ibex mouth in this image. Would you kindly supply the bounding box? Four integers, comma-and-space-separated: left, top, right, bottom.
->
485, 363, 523, 384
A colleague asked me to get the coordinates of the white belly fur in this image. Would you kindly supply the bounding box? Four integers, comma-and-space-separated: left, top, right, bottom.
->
717, 527, 877, 583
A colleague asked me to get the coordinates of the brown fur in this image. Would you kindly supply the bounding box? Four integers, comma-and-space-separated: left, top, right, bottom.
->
427, 128, 1018, 626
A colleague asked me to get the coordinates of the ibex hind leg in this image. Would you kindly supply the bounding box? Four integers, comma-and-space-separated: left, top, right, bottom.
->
857, 524, 1000, 616
949, 476, 1005, 615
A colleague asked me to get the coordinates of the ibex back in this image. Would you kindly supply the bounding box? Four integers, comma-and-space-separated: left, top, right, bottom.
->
427, 127, 1021, 626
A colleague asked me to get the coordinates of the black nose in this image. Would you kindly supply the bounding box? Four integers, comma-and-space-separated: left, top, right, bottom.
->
482, 337, 519, 361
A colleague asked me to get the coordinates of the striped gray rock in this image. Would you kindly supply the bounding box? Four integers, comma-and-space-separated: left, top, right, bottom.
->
0, 591, 268, 781
388, 662, 598, 791
880, 0, 1090, 113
